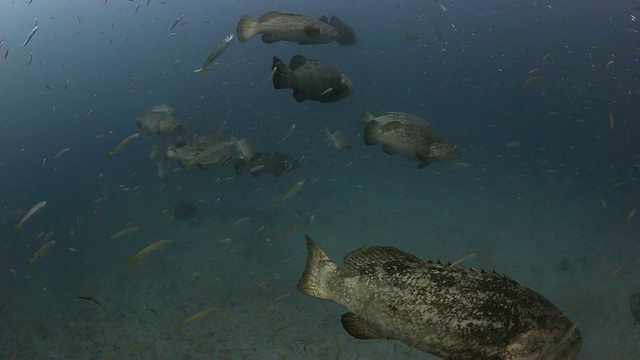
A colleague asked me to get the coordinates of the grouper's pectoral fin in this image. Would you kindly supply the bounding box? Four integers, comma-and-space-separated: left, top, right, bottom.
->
416, 154, 430, 168
382, 144, 399, 155
304, 26, 320, 38
293, 89, 307, 102
341, 312, 384, 340
261, 34, 279, 44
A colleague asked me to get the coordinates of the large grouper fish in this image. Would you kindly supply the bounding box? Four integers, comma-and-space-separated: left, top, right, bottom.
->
271, 55, 353, 103
298, 235, 582, 360
236, 11, 337, 44
359, 111, 459, 168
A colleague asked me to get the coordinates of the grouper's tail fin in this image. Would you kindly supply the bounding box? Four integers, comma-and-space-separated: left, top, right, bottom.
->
271, 56, 292, 89
236, 15, 259, 42
298, 234, 340, 300
363, 120, 382, 146
356, 111, 374, 125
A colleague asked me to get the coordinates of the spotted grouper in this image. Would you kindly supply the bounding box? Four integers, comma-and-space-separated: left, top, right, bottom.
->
298, 235, 582, 360
236, 11, 337, 44
271, 55, 353, 103
363, 120, 460, 168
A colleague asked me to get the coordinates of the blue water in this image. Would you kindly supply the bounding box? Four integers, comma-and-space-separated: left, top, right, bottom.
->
1, 0, 639, 359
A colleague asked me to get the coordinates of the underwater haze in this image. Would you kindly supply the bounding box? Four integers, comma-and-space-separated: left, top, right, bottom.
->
1, 0, 639, 358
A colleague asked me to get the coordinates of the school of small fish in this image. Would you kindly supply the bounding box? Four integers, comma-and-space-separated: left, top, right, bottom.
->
2, 2, 639, 359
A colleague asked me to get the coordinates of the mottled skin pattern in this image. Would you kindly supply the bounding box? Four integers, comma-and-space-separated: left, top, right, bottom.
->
166, 138, 231, 169
364, 120, 459, 167
299, 237, 582, 360
236, 12, 337, 44
272, 55, 353, 103
137, 111, 183, 137
150, 104, 174, 114
358, 111, 432, 127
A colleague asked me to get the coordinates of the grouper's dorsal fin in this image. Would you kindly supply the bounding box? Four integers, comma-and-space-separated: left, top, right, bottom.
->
343, 245, 425, 272
341, 312, 384, 340
288, 55, 309, 70
258, 11, 285, 22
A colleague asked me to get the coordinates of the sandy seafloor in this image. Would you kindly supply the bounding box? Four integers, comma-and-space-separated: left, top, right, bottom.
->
0, 137, 639, 360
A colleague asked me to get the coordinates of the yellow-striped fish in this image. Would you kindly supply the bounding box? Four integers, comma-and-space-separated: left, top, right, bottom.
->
53, 147, 70, 159
559, 302, 580, 318
214, 121, 226, 140
609, 264, 622, 276
272, 179, 305, 209
402, 32, 421, 40
448, 253, 477, 268
217, 237, 232, 244
451, 162, 472, 169
177, 307, 220, 332
128, 343, 153, 356
608, 113, 615, 130
15, 200, 47, 228
229, 217, 249, 228
128, 239, 172, 269
521, 76, 542, 88
107, 133, 140, 158
627, 207, 636, 223
108, 226, 139, 240
29, 240, 55, 265
274, 224, 300, 238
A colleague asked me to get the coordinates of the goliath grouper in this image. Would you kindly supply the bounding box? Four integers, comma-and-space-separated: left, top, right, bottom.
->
298, 235, 582, 360
236, 11, 337, 45
364, 120, 460, 168
271, 55, 353, 103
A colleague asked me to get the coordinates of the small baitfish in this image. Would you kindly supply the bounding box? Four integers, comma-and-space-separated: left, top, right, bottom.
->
107, 133, 140, 158
272, 179, 305, 209
29, 240, 55, 265
15, 201, 46, 228
193, 34, 234, 73
128, 239, 172, 269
